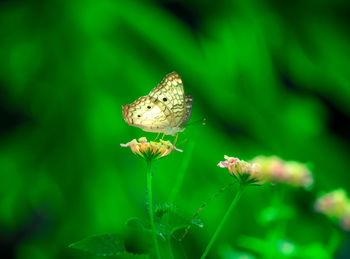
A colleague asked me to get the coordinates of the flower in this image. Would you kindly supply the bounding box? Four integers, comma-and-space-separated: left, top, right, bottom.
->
250, 156, 313, 188
314, 189, 350, 232
314, 189, 349, 219
121, 137, 182, 162
218, 156, 264, 185
284, 162, 313, 188
218, 156, 239, 168
340, 206, 350, 231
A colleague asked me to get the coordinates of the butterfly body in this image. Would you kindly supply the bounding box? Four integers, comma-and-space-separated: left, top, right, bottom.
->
122, 72, 192, 136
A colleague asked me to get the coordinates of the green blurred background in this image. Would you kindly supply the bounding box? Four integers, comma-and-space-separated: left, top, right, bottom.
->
1, 0, 350, 258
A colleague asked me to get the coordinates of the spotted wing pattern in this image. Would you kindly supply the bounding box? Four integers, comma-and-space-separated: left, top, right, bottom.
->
122, 72, 192, 135
122, 96, 172, 132
148, 72, 186, 127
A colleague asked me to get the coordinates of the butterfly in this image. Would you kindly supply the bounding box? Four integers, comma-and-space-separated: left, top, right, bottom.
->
122, 72, 192, 136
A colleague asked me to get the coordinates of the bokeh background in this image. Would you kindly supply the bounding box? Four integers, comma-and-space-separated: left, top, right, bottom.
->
1, 0, 350, 258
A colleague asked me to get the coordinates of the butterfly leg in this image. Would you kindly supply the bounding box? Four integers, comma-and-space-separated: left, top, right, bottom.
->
153, 132, 160, 141
173, 133, 179, 146
160, 133, 165, 141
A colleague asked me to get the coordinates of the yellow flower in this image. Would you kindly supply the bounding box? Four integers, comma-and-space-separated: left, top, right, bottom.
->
121, 137, 182, 162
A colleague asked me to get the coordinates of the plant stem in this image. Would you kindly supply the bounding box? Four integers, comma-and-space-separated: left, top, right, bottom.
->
201, 184, 245, 259
165, 211, 174, 259
147, 162, 161, 259
167, 238, 174, 259
327, 226, 344, 256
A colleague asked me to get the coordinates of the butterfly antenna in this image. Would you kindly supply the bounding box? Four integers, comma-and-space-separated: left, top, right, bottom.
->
186, 118, 206, 127
178, 181, 237, 241
173, 133, 179, 146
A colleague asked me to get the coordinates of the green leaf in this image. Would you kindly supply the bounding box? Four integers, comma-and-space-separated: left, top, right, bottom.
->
125, 217, 151, 233
124, 218, 153, 254
69, 234, 125, 256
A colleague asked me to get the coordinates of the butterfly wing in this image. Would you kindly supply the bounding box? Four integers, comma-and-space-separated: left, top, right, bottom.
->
148, 72, 187, 127
181, 94, 193, 127
122, 72, 192, 135
122, 96, 172, 133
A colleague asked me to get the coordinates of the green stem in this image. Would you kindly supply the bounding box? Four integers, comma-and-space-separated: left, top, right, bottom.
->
167, 238, 174, 259
327, 226, 344, 256
147, 162, 161, 259
165, 211, 174, 259
201, 184, 245, 259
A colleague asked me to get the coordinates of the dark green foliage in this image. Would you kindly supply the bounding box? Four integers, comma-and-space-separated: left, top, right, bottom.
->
69, 234, 125, 256
69, 234, 149, 258
0, 0, 350, 258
